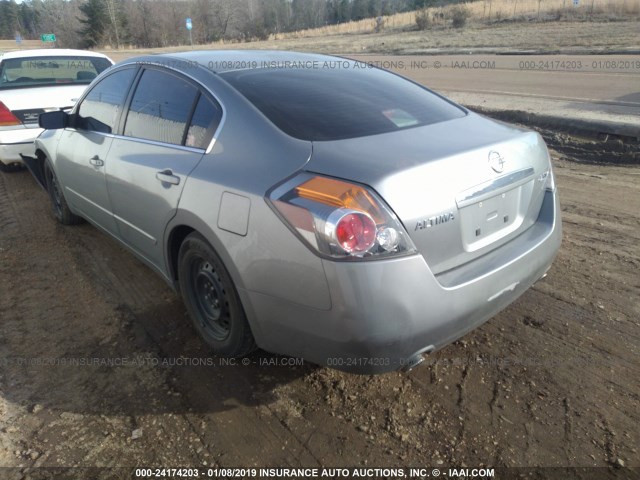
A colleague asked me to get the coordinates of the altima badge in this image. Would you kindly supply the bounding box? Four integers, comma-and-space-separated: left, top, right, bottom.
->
488, 151, 505, 173
415, 212, 455, 231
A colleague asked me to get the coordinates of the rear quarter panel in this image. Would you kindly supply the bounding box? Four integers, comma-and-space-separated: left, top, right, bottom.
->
166, 72, 332, 343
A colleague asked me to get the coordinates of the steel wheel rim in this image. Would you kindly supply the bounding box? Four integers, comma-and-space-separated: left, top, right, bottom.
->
191, 258, 230, 341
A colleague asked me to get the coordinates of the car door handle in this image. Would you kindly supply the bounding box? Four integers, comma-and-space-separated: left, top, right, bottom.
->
156, 169, 180, 186
89, 155, 104, 167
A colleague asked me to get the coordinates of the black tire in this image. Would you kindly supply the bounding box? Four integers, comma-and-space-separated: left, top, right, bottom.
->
44, 161, 83, 225
178, 233, 256, 357
0, 162, 25, 173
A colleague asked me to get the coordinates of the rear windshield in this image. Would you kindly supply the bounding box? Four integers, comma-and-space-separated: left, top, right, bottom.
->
0, 56, 112, 90
221, 65, 465, 141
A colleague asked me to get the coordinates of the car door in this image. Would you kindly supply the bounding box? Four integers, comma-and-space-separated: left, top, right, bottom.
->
55, 67, 137, 234
105, 67, 223, 270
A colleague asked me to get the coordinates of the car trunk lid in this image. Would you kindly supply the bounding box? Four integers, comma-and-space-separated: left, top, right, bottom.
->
0, 85, 86, 124
306, 113, 552, 275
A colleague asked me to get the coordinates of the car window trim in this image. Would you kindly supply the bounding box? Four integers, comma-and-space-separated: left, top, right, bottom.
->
59, 127, 208, 154
115, 66, 145, 136
198, 89, 225, 155
103, 133, 208, 154
182, 91, 202, 147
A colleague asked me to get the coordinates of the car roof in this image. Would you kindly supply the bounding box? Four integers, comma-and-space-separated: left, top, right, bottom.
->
123, 50, 348, 74
0, 49, 111, 61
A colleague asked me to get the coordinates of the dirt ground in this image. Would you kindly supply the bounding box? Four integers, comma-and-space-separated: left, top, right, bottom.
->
0, 132, 639, 479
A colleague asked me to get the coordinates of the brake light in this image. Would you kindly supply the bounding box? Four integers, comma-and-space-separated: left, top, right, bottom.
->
0, 101, 21, 126
545, 166, 556, 192
541, 140, 556, 192
335, 211, 376, 253
269, 173, 416, 260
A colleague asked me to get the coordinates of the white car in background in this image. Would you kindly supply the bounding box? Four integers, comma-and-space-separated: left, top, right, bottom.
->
0, 49, 113, 172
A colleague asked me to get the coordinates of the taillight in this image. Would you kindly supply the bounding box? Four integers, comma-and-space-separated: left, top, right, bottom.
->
269, 173, 416, 260
0, 101, 21, 126
539, 168, 556, 192
545, 166, 556, 192
333, 210, 376, 253
541, 140, 556, 192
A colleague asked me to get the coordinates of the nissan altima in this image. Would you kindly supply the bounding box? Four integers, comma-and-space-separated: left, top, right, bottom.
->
25, 51, 562, 374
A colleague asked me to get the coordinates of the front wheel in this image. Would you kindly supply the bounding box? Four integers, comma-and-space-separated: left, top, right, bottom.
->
44, 161, 83, 225
178, 233, 256, 357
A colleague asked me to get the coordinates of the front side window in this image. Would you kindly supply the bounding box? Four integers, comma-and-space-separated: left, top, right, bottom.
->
77, 68, 137, 134
124, 69, 198, 145
0, 56, 112, 90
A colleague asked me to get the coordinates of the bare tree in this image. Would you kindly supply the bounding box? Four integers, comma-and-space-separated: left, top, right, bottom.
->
211, 0, 242, 41
4, 0, 426, 48
104, 0, 121, 48
38, 0, 83, 48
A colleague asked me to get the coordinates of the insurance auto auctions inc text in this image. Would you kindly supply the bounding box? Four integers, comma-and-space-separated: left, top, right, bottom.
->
195, 467, 495, 478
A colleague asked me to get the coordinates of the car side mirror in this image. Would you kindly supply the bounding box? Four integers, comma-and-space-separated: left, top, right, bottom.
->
39, 110, 69, 130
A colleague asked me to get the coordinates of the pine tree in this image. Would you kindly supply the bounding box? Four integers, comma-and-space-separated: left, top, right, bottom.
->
0, 0, 20, 39
78, 0, 108, 48
18, 1, 39, 37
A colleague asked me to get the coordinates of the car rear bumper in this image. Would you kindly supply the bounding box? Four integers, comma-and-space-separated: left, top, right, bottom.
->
244, 189, 562, 374
0, 126, 42, 165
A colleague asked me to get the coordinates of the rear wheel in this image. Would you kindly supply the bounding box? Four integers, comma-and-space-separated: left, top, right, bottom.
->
178, 233, 255, 357
44, 161, 83, 225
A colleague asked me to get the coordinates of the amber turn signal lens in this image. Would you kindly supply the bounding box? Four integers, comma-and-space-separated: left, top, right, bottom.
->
295, 176, 384, 224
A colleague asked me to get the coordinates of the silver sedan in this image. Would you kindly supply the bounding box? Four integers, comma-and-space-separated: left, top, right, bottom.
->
25, 51, 562, 374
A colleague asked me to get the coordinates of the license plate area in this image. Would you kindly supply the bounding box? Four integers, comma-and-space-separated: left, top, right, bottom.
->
459, 182, 532, 252
14, 109, 46, 124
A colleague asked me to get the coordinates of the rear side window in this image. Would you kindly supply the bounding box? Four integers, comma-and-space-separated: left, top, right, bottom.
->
185, 95, 223, 149
77, 68, 136, 134
0, 56, 112, 90
221, 66, 465, 141
124, 69, 198, 145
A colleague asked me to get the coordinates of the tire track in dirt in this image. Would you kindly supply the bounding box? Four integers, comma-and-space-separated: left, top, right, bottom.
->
0, 174, 18, 239
63, 221, 325, 467
0, 170, 21, 471
0, 172, 232, 471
